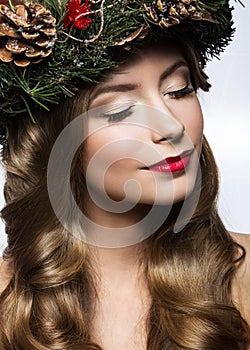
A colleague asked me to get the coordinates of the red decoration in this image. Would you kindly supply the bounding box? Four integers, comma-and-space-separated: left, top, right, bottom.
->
64, 0, 92, 30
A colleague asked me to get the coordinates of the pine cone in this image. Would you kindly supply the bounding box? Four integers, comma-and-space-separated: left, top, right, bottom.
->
144, 0, 202, 28
0, 2, 57, 67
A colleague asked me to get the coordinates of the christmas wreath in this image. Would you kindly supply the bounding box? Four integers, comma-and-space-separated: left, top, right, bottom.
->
0, 0, 242, 145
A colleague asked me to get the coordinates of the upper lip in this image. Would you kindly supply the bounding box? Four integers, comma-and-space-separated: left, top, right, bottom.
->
143, 149, 194, 169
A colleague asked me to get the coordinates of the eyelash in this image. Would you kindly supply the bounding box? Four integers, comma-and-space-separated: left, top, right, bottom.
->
164, 85, 194, 98
102, 85, 194, 122
102, 105, 135, 123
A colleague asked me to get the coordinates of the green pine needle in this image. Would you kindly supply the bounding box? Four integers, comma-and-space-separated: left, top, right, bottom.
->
0, 0, 238, 146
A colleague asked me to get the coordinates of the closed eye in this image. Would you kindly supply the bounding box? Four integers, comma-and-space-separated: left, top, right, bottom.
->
102, 105, 135, 123
165, 85, 194, 99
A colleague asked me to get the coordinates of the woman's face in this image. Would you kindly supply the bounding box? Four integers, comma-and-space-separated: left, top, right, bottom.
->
84, 45, 203, 207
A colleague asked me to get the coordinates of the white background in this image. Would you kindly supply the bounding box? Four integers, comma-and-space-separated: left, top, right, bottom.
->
0, 1, 249, 254
200, 0, 250, 234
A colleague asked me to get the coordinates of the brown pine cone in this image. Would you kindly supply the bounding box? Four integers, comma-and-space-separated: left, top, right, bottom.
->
0, 2, 57, 67
144, 0, 203, 28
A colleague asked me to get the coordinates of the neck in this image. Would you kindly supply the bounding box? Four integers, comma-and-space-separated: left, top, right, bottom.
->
81, 192, 178, 288
89, 243, 145, 278
81, 188, 157, 247
83, 194, 150, 287
81, 189, 174, 248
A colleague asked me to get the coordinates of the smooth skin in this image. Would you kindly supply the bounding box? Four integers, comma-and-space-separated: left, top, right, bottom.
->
84, 45, 203, 230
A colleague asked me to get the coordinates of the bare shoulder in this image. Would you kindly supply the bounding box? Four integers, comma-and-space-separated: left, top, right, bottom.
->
229, 231, 250, 252
0, 256, 12, 295
229, 231, 250, 326
229, 230, 250, 278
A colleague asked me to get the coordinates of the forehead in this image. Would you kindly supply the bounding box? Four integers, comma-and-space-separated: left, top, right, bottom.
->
101, 44, 186, 83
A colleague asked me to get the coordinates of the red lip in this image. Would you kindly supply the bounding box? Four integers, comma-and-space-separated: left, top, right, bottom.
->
143, 149, 194, 173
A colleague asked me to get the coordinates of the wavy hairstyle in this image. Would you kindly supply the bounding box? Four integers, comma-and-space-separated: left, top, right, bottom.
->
0, 39, 250, 350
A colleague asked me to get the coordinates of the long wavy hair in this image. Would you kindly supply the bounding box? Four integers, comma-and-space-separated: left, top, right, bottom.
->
0, 39, 250, 350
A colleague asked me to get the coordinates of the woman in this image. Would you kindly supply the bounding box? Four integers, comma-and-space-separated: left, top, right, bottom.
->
0, 0, 250, 349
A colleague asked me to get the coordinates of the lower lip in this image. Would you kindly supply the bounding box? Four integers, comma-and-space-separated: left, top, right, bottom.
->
146, 155, 191, 173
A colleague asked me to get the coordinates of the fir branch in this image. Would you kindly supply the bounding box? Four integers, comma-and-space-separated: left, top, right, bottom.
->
19, 95, 36, 123
0, 0, 238, 147
42, 0, 69, 23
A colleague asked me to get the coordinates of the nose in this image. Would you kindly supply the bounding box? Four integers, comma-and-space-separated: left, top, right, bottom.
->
147, 99, 185, 143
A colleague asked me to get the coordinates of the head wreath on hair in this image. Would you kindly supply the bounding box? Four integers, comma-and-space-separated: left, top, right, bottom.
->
0, 0, 241, 145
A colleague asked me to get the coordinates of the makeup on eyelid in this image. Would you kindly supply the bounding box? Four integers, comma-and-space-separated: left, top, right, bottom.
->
97, 84, 194, 123
89, 65, 192, 107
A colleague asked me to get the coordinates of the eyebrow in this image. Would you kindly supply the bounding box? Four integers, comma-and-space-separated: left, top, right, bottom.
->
90, 59, 188, 100
159, 60, 188, 83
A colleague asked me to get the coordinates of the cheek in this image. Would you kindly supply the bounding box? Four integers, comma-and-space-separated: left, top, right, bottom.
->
175, 97, 203, 144
84, 127, 143, 201
84, 126, 142, 173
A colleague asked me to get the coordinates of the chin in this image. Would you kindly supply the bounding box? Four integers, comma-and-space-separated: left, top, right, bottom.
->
137, 192, 189, 206
139, 170, 198, 205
